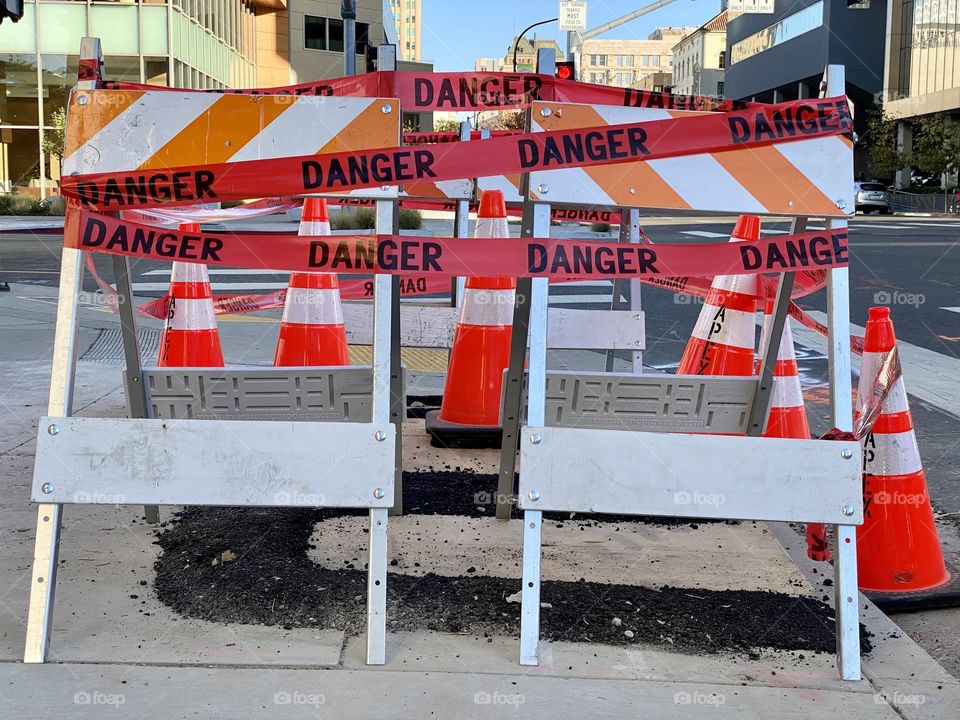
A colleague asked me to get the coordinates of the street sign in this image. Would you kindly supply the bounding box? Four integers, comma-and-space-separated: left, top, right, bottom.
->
559, 1, 587, 31
727, 0, 775, 13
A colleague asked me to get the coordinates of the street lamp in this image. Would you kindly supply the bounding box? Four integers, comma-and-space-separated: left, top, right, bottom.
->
512, 17, 558, 72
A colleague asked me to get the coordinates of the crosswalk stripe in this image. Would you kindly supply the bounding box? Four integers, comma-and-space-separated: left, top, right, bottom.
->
680, 230, 728, 238
140, 268, 287, 276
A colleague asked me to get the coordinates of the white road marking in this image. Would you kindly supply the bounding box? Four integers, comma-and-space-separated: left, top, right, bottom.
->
680, 230, 728, 238
942, 307, 960, 314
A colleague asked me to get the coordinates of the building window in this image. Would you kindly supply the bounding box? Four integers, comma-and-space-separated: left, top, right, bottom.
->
589, 54, 597, 65
730, 1, 824, 65
305, 15, 327, 50
717, 81, 724, 98
304, 16, 369, 54
718, 50, 725, 69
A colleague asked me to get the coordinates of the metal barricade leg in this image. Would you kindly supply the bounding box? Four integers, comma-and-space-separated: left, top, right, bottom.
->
518, 203, 551, 665
823, 64, 860, 682
519, 509, 543, 665
111, 254, 159, 524
24, 241, 83, 663
366, 507, 388, 664
367, 199, 395, 662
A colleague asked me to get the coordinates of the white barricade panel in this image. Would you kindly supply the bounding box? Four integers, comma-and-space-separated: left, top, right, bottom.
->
517, 426, 862, 523
343, 303, 644, 351
521, 101, 854, 217
33, 417, 395, 508
62, 91, 400, 199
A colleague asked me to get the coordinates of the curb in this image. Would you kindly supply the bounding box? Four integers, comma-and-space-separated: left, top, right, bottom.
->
894, 212, 956, 218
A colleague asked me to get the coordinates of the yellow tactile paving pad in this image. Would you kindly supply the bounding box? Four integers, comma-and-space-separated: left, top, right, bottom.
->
348, 345, 449, 372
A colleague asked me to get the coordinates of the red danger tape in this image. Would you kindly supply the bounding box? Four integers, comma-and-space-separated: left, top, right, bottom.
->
103, 70, 761, 113
68, 209, 849, 280
61, 97, 852, 211
403, 130, 521, 144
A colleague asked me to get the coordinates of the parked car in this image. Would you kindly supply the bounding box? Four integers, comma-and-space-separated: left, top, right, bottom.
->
854, 181, 891, 214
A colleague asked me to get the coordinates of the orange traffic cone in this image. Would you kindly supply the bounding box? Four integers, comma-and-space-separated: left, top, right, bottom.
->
758, 300, 828, 561
677, 215, 761, 376
158, 223, 224, 367
274, 198, 349, 366
425, 189, 515, 447
857, 307, 951, 605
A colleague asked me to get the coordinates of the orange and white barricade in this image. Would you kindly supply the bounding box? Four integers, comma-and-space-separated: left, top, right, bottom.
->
505, 66, 863, 682
27, 38, 399, 668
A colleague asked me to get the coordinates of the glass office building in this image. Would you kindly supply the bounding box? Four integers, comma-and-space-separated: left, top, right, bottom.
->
0, 0, 262, 197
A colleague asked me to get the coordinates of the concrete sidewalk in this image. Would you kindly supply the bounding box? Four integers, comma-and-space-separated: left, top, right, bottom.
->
1, 284, 958, 719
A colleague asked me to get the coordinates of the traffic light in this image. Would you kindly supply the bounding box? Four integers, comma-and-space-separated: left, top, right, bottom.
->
365, 44, 378, 73
555, 61, 576, 81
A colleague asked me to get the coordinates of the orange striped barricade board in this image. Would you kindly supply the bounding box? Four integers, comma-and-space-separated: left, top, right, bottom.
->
62, 90, 401, 199
522, 100, 854, 216
29, 84, 400, 667
475, 104, 710, 205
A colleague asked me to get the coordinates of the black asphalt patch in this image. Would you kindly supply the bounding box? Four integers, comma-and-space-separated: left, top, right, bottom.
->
153, 471, 871, 656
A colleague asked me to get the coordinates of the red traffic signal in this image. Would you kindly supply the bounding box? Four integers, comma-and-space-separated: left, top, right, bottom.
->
555, 61, 575, 81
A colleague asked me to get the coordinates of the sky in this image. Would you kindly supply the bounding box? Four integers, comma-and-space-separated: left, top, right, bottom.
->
420, 0, 723, 71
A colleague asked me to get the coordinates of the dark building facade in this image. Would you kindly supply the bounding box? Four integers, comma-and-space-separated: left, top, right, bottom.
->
724, 0, 887, 168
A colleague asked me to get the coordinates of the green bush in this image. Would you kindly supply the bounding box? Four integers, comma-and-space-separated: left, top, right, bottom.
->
42, 196, 66, 215
0, 194, 46, 215
590, 222, 611, 233
398, 208, 422, 230
331, 207, 377, 230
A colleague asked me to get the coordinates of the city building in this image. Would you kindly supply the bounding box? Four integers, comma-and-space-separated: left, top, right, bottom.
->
671, 10, 728, 97
474, 56, 505, 73
0, 0, 419, 197
723, 0, 887, 170
631, 71, 673, 94
288, 0, 389, 83
502, 36, 563, 73
578, 28, 694, 88
387, 0, 420, 62
881, 0, 960, 186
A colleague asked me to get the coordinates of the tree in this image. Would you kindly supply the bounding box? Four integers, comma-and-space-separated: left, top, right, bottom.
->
41, 107, 67, 172
912, 114, 960, 182
861, 107, 906, 179
498, 109, 526, 130
433, 117, 462, 132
